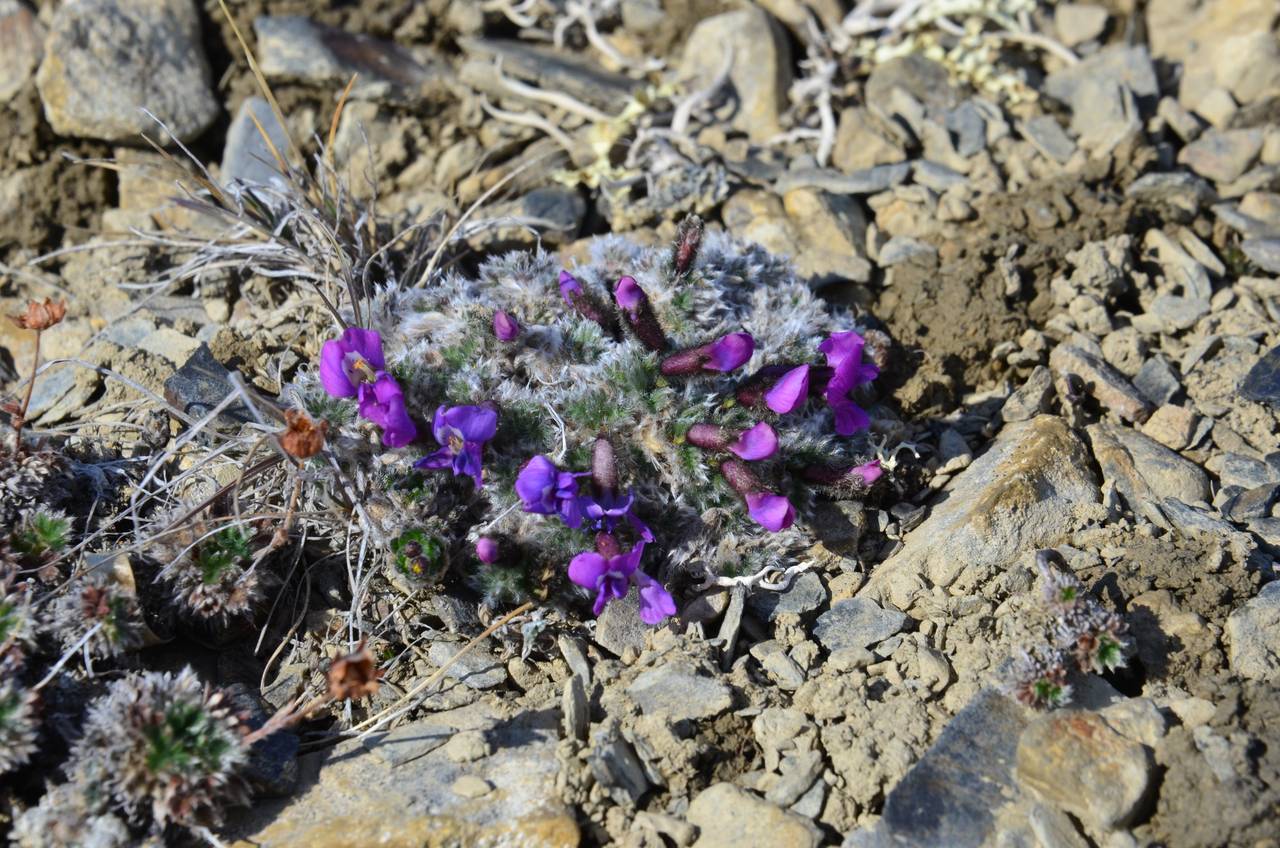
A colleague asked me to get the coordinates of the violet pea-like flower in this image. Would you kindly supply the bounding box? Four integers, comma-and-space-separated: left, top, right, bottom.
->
764, 364, 810, 414
568, 539, 675, 624
660, 332, 755, 376
415, 405, 498, 488
493, 310, 520, 342
319, 327, 385, 398
745, 492, 796, 532
581, 488, 656, 542
515, 455, 590, 529
358, 373, 417, 447
820, 331, 879, 436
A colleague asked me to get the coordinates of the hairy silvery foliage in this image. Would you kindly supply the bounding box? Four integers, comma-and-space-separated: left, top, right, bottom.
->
0, 442, 67, 528
67, 668, 250, 830
10, 782, 133, 848
48, 573, 146, 659
154, 520, 265, 625
292, 230, 886, 620
0, 677, 39, 774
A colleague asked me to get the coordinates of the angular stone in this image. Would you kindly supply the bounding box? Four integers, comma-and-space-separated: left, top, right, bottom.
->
36, 0, 219, 143
1049, 344, 1152, 423
222, 97, 291, 188
1054, 3, 1108, 47
774, 163, 911, 195
1087, 422, 1211, 508
163, 344, 253, 432
1021, 115, 1077, 164
224, 705, 578, 847
1178, 128, 1265, 184
864, 416, 1099, 610
1133, 355, 1182, 405
1125, 172, 1216, 217
833, 107, 907, 173
458, 37, 639, 112
1146, 293, 1210, 332
813, 598, 908, 653
588, 729, 650, 804
0, 0, 42, 105
679, 7, 791, 143
687, 783, 822, 848
866, 54, 957, 111
1226, 581, 1280, 681
1140, 404, 1200, 451
1002, 366, 1056, 423
878, 236, 937, 267
1241, 238, 1280, 274
1016, 710, 1153, 830
427, 639, 508, 690
1045, 45, 1159, 105
747, 570, 828, 622
1220, 452, 1278, 490
626, 662, 732, 722
1239, 344, 1280, 407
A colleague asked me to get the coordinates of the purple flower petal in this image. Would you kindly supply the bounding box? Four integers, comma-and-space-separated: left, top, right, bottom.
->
729, 421, 778, 461
559, 270, 583, 305
559, 495, 588, 530
614, 275, 645, 317
443, 405, 498, 443
851, 459, 883, 485
765, 365, 810, 414
515, 455, 559, 513
633, 570, 676, 625
568, 552, 608, 590
430, 405, 448, 445
830, 399, 870, 436
319, 340, 356, 397
493, 310, 520, 342
819, 331, 864, 371
356, 373, 416, 447
414, 447, 454, 470
476, 538, 500, 563
745, 492, 796, 532
454, 442, 486, 487
705, 332, 755, 372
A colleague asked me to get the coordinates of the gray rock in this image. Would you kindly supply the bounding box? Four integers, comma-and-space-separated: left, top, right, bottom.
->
1087, 422, 1211, 510
1157, 96, 1203, 143
557, 634, 592, 686
1177, 128, 1265, 184
678, 7, 791, 143
1070, 78, 1141, 154
1054, 2, 1108, 47
864, 416, 1099, 610
35, 0, 219, 143
626, 662, 732, 722
774, 163, 911, 195
1028, 803, 1090, 848
589, 728, 650, 804
488, 186, 586, 245
458, 37, 639, 112
813, 598, 908, 653
162, 344, 254, 434
222, 97, 290, 188
687, 783, 822, 848
1225, 582, 1280, 681
1219, 452, 1279, 489
1213, 201, 1280, 239
1045, 45, 1159, 104
1239, 344, 1280, 407
912, 160, 967, 192
947, 100, 988, 157
223, 704, 577, 846
869, 690, 1028, 848
1049, 344, 1152, 423
1021, 115, 1076, 164
1133, 355, 1182, 405
761, 650, 807, 691
593, 591, 649, 657
766, 750, 824, 807
1002, 366, 1056, 422
1241, 238, 1280, 273
878, 235, 937, 267
866, 54, 957, 111
223, 683, 299, 798
562, 674, 589, 742
427, 639, 508, 690
1016, 710, 1152, 830
1223, 484, 1280, 522
1147, 293, 1210, 332
833, 107, 908, 172
746, 570, 828, 621
255, 16, 449, 103
1125, 172, 1216, 217
0, 0, 42, 105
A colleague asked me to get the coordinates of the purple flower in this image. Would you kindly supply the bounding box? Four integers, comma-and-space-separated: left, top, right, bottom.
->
801, 459, 883, 488
476, 538, 500, 563
319, 328, 386, 398
851, 459, 883, 486
614, 275, 645, 318
745, 492, 796, 532
820, 331, 879, 436
515, 455, 590, 528
415, 405, 498, 487
568, 538, 674, 624
730, 421, 779, 460
765, 364, 810, 414
358, 373, 417, 447
582, 488, 655, 542
559, 270, 583, 305
493, 311, 520, 342
660, 332, 755, 376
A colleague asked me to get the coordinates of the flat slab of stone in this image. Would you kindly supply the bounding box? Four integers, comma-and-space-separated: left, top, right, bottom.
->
626, 662, 733, 722
1087, 422, 1211, 508
812, 598, 908, 653
863, 416, 1099, 611
1226, 581, 1280, 682
687, 782, 822, 848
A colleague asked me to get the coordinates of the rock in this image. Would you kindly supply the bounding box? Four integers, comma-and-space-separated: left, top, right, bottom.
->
1213, 31, 1280, 106
562, 674, 588, 742
1133, 355, 1182, 406
138, 326, 200, 366
1016, 710, 1153, 830
1177, 128, 1265, 184
1195, 86, 1238, 127
0, 0, 42, 105
1222, 483, 1280, 522
1054, 3, 1108, 47
162, 344, 254, 433
626, 662, 732, 722
593, 591, 649, 657
1021, 115, 1076, 164
1241, 238, 1280, 274
1050, 344, 1152, 423
589, 728, 650, 804
1028, 802, 1090, 848
1087, 422, 1211, 511
458, 37, 640, 113
1146, 293, 1210, 333
225, 705, 578, 847
864, 416, 1099, 610
222, 97, 291, 188
746, 570, 828, 622
679, 7, 791, 143
1002, 366, 1056, 422
947, 100, 988, 158
1238, 344, 1280, 407
761, 651, 807, 691
427, 639, 508, 690
486, 187, 586, 246
687, 783, 822, 848
878, 236, 937, 267
723, 188, 871, 286
833, 108, 907, 173
812, 598, 907, 653
1140, 404, 1201, 451
912, 161, 966, 192
35, 0, 219, 143
222, 684, 299, 798
1157, 97, 1203, 143
866, 55, 957, 112
1225, 581, 1280, 681
1045, 45, 1159, 105
775, 163, 911, 196
859, 690, 1028, 848
254, 16, 448, 103
1125, 172, 1216, 217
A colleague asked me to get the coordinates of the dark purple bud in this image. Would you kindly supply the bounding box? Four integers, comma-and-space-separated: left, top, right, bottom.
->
559, 270, 617, 334
720, 459, 763, 499
559, 270, 583, 304
1064, 373, 1086, 403
592, 437, 618, 491
493, 310, 520, 342
687, 423, 732, 451
661, 332, 754, 376
614, 276, 669, 351
801, 459, 882, 487
476, 537, 500, 563
672, 214, 704, 278
595, 532, 621, 559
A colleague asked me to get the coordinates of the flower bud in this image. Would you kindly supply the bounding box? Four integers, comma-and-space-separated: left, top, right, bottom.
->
493, 310, 520, 342
475, 538, 500, 564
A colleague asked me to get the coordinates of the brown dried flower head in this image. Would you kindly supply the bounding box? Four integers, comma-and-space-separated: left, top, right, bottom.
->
327, 640, 381, 702
279, 409, 327, 459
10, 299, 67, 331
